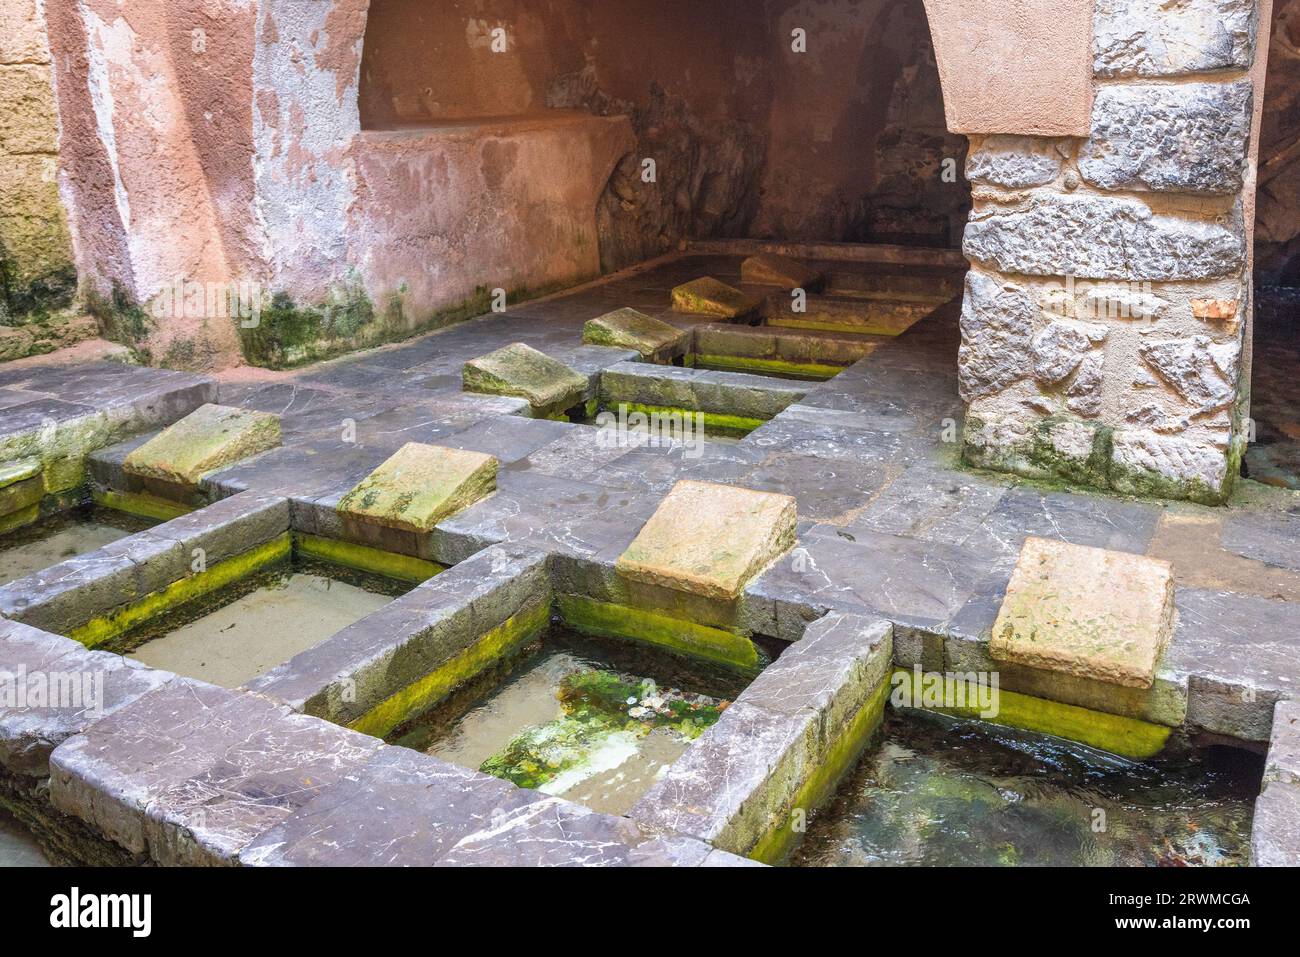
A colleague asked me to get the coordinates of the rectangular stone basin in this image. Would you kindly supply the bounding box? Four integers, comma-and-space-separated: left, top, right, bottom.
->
0, 506, 157, 585
792, 711, 1263, 867
103, 554, 413, 690
387, 627, 750, 815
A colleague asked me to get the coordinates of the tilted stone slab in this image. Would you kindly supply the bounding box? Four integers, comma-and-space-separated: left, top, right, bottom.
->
462, 342, 588, 418
582, 308, 689, 362
990, 537, 1176, 689
337, 442, 498, 533
617, 480, 797, 602
671, 277, 760, 319
766, 294, 934, 336
741, 254, 824, 290
124, 403, 281, 488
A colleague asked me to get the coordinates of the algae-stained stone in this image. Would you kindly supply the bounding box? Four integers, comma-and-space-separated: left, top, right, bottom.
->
583, 308, 689, 361
990, 537, 1175, 689
124, 404, 281, 487
462, 342, 587, 417
671, 277, 760, 319
337, 442, 498, 533
617, 480, 797, 601
741, 254, 824, 291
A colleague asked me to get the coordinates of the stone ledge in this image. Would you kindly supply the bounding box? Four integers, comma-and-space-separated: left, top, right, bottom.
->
671, 277, 761, 319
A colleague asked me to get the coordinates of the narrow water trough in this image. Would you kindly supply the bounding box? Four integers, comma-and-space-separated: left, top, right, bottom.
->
388, 626, 748, 815
0, 505, 158, 585
793, 710, 1262, 867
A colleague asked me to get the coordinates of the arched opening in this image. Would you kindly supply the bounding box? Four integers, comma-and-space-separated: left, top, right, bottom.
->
1249, 0, 1300, 490
356, 0, 970, 274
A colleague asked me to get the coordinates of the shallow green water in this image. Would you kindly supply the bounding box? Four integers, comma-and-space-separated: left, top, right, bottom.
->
116, 560, 407, 688
391, 630, 741, 815
0, 507, 155, 584
794, 712, 1262, 868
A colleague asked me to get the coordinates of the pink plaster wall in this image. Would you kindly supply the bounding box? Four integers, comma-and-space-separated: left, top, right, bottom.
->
922, 0, 1094, 136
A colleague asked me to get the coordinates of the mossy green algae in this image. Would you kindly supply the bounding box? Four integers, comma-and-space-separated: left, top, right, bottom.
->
557, 593, 760, 674
889, 668, 1171, 760
293, 533, 441, 584
69, 534, 292, 648
348, 599, 551, 739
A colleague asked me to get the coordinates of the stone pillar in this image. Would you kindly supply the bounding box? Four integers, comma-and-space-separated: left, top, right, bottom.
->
958, 0, 1268, 505
0, 0, 76, 328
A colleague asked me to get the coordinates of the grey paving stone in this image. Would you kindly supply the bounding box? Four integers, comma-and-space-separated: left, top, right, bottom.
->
740, 613, 892, 744
1265, 700, 1300, 785
436, 794, 718, 867
1170, 589, 1300, 741
0, 548, 142, 636
750, 528, 985, 635
240, 748, 534, 866
1220, 508, 1300, 572
0, 619, 173, 776
960, 486, 1163, 571
1251, 781, 1300, 866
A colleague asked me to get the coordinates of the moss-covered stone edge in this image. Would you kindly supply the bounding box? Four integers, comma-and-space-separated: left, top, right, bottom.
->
962, 413, 1239, 506
293, 532, 442, 584
556, 593, 761, 674
347, 599, 551, 739
69, 534, 292, 648
889, 667, 1172, 760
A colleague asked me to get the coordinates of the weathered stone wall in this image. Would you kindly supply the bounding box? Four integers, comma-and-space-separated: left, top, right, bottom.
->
959, 0, 1270, 504
0, 0, 76, 329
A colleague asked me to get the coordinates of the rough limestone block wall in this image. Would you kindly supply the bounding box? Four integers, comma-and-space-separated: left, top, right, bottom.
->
959, 0, 1265, 504
0, 0, 77, 338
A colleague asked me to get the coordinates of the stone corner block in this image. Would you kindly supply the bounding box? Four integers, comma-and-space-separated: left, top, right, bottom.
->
616, 480, 797, 602
123, 403, 281, 487
582, 308, 689, 360
671, 277, 760, 319
338, 442, 498, 533
990, 537, 1175, 689
740, 254, 824, 290
462, 342, 588, 417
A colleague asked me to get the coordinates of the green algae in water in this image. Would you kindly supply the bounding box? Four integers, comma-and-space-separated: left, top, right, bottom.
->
107, 556, 409, 689
0, 506, 156, 584
794, 712, 1262, 868
389, 629, 739, 815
